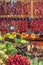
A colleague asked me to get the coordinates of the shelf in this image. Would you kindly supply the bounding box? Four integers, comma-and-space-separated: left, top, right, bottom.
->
0, 15, 30, 18
28, 38, 43, 41
18, 0, 31, 2
33, 15, 43, 18
0, 15, 43, 18
33, 0, 43, 2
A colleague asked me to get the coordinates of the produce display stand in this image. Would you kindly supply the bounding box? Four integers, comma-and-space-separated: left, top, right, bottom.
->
0, 0, 43, 65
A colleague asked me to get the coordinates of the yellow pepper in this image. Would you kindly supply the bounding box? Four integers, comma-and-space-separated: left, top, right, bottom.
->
21, 33, 27, 39
31, 33, 36, 39
12, 32, 16, 38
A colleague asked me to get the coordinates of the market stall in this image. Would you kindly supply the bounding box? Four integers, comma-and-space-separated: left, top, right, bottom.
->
0, 0, 43, 65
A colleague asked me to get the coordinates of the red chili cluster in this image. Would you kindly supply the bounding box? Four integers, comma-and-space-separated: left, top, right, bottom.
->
0, 18, 28, 34
0, 1, 31, 15
33, 2, 43, 16
6, 54, 30, 65
31, 18, 43, 32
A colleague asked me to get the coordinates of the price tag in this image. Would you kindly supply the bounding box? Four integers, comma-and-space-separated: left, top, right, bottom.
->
11, 0, 17, 3
34, 41, 37, 45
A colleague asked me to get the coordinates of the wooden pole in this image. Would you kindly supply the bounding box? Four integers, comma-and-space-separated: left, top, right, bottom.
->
31, 0, 34, 18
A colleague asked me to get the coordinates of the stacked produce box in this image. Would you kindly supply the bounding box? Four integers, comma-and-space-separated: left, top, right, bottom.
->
0, 1, 31, 15
0, 18, 29, 34
33, 0, 43, 17
30, 18, 43, 32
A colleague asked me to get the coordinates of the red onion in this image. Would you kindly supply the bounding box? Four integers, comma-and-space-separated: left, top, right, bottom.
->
6, 54, 30, 65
